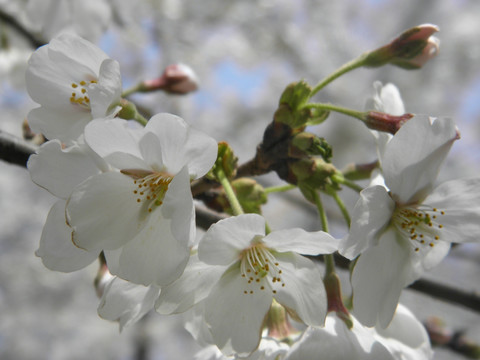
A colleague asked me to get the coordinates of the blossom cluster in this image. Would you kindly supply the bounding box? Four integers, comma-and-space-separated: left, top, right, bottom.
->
22, 26, 480, 360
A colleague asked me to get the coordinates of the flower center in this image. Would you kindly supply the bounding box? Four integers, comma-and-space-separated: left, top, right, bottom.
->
392, 205, 445, 252
240, 243, 285, 295
121, 169, 173, 213
70, 80, 98, 109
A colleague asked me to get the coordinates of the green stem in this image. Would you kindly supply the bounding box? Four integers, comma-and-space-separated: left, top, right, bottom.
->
134, 112, 148, 126
264, 184, 296, 194
312, 191, 328, 233
310, 53, 368, 98
302, 103, 366, 121
312, 191, 336, 276
122, 83, 144, 98
331, 192, 351, 227
216, 167, 244, 216
339, 178, 363, 193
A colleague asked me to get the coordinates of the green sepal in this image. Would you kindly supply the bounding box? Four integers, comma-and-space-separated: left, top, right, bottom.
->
290, 132, 332, 162
207, 141, 238, 181
231, 178, 267, 214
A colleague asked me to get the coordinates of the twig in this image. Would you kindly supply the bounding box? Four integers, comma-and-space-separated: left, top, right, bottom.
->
0, 130, 38, 167
0, 8, 46, 48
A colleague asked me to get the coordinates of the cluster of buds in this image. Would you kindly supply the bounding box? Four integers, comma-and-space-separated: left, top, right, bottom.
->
235, 81, 341, 202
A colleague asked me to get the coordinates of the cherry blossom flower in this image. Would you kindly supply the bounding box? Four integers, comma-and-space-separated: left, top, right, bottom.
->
284, 304, 432, 360
184, 214, 338, 356
25, 33, 122, 143
340, 115, 480, 328
97, 276, 160, 331
28, 139, 108, 272
65, 113, 217, 287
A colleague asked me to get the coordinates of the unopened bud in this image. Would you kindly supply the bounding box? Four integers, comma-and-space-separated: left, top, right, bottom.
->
117, 98, 139, 120
324, 272, 353, 329
290, 132, 332, 161
265, 299, 297, 339
365, 24, 440, 69
364, 111, 414, 134
141, 63, 199, 94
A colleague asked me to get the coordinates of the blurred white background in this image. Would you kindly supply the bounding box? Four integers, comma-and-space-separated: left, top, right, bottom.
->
1, 0, 479, 359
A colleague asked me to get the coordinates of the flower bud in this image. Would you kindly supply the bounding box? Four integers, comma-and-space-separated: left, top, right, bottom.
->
265, 300, 297, 339
289, 132, 332, 161
365, 24, 440, 69
141, 63, 199, 94
324, 272, 353, 329
364, 111, 414, 134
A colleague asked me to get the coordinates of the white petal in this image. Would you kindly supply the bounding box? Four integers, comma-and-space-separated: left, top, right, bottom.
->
198, 214, 266, 266
155, 254, 224, 315
97, 277, 160, 331
139, 131, 165, 170
112, 214, 190, 287
36, 200, 98, 272
263, 228, 337, 255
28, 106, 92, 143
47, 33, 108, 79
26, 46, 77, 110
161, 166, 196, 246
205, 264, 272, 356
28, 140, 101, 199
146, 113, 218, 178
351, 230, 412, 328
89, 59, 122, 119
272, 252, 326, 327
340, 185, 395, 259
66, 172, 145, 251
383, 115, 458, 204
424, 177, 480, 244
84, 118, 146, 169
285, 317, 393, 360
375, 304, 433, 360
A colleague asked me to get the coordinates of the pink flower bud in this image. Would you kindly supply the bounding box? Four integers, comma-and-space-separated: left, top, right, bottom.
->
365, 111, 414, 134
365, 24, 440, 69
142, 63, 199, 94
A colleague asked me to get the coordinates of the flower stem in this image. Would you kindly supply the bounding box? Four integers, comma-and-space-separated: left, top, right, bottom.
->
216, 167, 244, 216
302, 103, 366, 121
312, 191, 328, 233
312, 191, 337, 277
134, 112, 148, 126
309, 53, 368, 98
331, 192, 351, 227
264, 184, 296, 194
339, 178, 363, 193
122, 83, 143, 98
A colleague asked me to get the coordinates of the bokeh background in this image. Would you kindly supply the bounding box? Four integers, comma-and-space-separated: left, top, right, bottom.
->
1, 0, 479, 359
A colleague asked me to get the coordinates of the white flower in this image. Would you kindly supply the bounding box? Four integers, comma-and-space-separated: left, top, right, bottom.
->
188, 214, 337, 356
97, 276, 160, 331
26, 33, 122, 143
366, 81, 406, 159
374, 305, 433, 360
194, 339, 290, 360
284, 304, 432, 360
28, 140, 108, 272
65, 113, 217, 287
340, 115, 480, 327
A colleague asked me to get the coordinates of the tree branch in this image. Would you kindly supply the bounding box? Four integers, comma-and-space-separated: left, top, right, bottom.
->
1, 131, 479, 314
0, 8, 46, 49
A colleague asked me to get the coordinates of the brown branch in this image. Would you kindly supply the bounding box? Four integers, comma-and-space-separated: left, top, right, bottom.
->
0, 130, 38, 167
0, 8, 46, 48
